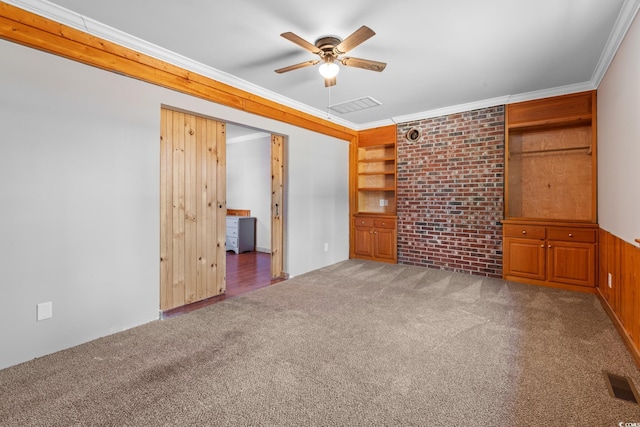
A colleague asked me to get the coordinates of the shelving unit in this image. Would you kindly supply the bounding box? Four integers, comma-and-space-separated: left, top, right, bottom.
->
356, 138, 397, 215
503, 91, 598, 292
351, 125, 397, 263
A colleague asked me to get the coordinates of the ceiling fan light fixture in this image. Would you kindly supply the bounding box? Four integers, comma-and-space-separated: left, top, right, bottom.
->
318, 61, 340, 78
277, 26, 385, 86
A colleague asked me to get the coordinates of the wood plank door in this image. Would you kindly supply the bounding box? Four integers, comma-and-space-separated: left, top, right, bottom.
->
271, 134, 284, 278
160, 108, 226, 311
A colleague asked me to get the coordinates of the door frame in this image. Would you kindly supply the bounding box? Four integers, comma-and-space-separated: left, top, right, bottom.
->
270, 134, 285, 278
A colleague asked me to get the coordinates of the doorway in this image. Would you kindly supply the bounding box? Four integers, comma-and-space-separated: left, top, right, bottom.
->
160, 111, 286, 312
226, 124, 284, 278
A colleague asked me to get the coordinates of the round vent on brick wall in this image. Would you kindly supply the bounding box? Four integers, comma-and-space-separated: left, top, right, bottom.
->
405, 127, 421, 142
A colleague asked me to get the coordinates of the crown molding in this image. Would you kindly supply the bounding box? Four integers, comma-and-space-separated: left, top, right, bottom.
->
4, 0, 639, 132
505, 81, 597, 104
591, 0, 640, 86
2, 0, 357, 130
388, 95, 510, 125
357, 0, 640, 129
366, 81, 596, 128
349, 119, 395, 131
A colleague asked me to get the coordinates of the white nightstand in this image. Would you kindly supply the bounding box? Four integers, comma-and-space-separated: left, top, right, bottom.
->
225, 216, 256, 254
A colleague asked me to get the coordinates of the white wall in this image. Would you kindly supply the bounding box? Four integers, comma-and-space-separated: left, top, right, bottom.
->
227, 137, 272, 252
287, 138, 351, 273
598, 11, 640, 244
0, 39, 349, 370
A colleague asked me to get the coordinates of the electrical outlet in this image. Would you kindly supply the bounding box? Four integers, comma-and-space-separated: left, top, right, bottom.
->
608, 273, 612, 288
324, 243, 329, 252
37, 302, 53, 321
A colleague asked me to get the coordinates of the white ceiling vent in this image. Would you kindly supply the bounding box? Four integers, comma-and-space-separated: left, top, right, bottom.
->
329, 96, 381, 114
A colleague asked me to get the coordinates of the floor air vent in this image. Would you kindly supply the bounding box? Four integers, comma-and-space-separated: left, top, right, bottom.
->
604, 372, 640, 404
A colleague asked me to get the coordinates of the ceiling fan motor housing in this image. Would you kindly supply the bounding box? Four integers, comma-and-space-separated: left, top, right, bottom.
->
315, 36, 342, 56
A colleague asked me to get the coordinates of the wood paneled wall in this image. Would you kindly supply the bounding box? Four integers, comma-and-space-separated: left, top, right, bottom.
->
160, 108, 226, 311
597, 229, 640, 366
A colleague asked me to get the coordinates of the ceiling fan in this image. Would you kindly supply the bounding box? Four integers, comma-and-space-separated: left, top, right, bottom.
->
275, 25, 387, 87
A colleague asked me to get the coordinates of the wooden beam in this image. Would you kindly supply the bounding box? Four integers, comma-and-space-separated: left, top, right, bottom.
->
0, 2, 357, 141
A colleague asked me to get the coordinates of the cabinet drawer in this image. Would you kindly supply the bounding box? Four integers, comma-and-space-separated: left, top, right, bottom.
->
226, 236, 238, 248
374, 218, 396, 229
547, 228, 596, 243
354, 217, 375, 227
226, 227, 238, 238
503, 224, 545, 239
226, 217, 239, 227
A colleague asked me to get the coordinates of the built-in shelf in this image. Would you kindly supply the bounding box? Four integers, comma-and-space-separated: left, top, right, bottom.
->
508, 117, 592, 133
509, 145, 592, 156
355, 126, 397, 216
358, 157, 395, 163
358, 171, 395, 176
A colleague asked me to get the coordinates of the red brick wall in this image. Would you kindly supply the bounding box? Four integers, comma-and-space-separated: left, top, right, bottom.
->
396, 106, 504, 277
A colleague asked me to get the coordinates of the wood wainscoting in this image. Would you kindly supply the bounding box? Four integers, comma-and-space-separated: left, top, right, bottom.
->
597, 229, 640, 367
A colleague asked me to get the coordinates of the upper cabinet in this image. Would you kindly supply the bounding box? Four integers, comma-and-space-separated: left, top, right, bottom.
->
505, 91, 597, 223
355, 125, 397, 215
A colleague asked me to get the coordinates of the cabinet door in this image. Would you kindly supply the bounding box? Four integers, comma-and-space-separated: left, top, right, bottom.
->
504, 237, 546, 280
373, 227, 396, 261
354, 226, 374, 257
547, 241, 595, 287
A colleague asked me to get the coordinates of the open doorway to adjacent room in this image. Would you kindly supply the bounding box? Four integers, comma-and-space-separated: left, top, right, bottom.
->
160, 112, 286, 318
224, 122, 286, 297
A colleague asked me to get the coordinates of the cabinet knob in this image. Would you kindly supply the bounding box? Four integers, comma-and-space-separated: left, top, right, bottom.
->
548, 245, 552, 248
568, 233, 573, 238
541, 244, 545, 248
522, 230, 526, 235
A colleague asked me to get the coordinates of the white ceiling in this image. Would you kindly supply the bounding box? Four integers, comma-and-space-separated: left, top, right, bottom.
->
9, 0, 640, 129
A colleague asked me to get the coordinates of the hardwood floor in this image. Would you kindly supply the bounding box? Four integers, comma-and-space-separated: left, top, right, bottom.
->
162, 251, 283, 318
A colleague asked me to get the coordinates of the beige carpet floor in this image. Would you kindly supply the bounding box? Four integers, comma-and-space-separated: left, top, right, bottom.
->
1, 259, 640, 426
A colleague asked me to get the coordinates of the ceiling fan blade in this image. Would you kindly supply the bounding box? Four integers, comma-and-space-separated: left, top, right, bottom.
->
340, 57, 387, 72
324, 76, 337, 87
335, 25, 375, 54
275, 60, 320, 74
281, 32, 322, 54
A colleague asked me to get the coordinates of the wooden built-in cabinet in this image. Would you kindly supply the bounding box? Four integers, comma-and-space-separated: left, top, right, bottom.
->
503, 220, 597, 291
353, 215, 397, 263
503, 91, 598, 292
351, 125, 398, 263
